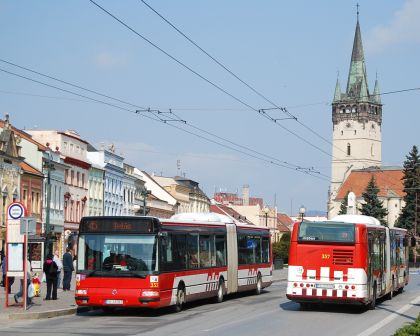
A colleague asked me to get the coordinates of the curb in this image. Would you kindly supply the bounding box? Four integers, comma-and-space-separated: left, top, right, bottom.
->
8, 307, 77, 320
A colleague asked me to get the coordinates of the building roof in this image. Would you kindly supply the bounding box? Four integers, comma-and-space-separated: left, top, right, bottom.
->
0, 119, 47, 151
20, 161, 43, 177
335, 167, 404, 200
213, 192, 263, 207
210, 204, 254, 225
277, 213, 294, 226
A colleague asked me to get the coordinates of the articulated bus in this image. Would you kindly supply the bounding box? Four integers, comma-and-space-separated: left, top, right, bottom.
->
75, 213, 272, 311
287, 215, 413, 309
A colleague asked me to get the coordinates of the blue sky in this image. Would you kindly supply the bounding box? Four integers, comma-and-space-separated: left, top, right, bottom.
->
1, 1, 419, 215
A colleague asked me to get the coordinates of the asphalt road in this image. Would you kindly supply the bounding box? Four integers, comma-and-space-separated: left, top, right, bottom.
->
0, 273, 419, 336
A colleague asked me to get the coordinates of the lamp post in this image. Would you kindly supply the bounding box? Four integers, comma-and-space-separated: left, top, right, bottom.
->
141, 189, 151, 215
262, 207, 269, 227
299, 205, 306, 221
43, 156, 55, 259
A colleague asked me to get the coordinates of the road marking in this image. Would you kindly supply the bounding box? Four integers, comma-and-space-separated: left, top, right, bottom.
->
201, 308, 279, 332
356, 294, 420, 336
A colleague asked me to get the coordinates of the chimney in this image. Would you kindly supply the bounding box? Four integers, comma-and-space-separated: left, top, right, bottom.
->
242, 185, 250, 206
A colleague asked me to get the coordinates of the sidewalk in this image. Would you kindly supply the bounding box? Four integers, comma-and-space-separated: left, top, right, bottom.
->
0, 274, 77, 320
0, 268, 288, 320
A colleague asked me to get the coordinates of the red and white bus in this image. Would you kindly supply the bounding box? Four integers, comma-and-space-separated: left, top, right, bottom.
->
75, 213, 272, 311
286, 215, 412, 309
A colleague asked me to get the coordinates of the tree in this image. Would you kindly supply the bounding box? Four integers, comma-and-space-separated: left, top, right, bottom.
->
360, 176, 388, 225
272, 232, 291, 263
397, 145, 420, 235
338, 191, 350, 215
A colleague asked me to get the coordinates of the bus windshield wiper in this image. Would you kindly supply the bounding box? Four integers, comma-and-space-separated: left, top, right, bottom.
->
118, 270, 146, 278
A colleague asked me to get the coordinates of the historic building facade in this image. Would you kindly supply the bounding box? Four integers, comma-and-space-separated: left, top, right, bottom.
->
87, 146, 124, 216
87, 163, 104, 216
0, 115, 23, 252
328, 16, 383, 219
28, 130, 90, 234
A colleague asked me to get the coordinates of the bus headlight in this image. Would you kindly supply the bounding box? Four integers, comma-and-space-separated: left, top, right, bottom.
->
142, 290, 159, 297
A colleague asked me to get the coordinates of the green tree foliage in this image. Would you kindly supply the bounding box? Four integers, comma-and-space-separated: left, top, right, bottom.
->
397, 145, 420, 234
338, 191, 350, 215
360, 176, 388, 225
393, 313, 420, 336
272, 232, 291, 263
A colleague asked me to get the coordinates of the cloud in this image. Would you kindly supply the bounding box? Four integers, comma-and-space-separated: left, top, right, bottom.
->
365, 0, 420, 54
93, 51, 128, 70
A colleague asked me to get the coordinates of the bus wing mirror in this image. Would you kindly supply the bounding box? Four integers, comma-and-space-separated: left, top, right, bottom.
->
159, 231, 168, 246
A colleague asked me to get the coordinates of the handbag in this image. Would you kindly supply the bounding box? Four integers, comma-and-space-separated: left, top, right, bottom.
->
28, 283, 35, 298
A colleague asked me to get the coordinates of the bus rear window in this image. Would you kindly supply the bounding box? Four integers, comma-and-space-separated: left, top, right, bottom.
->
298, 222, 355, 243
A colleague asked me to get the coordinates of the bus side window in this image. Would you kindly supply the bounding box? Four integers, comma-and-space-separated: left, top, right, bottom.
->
199, 235, 212, 268
262, 237, 270, 263
215, 235, 226, 266
187, 234, 199, 269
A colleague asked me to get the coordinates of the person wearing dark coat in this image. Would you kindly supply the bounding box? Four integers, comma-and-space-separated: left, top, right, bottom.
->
43, 254, 58, 300
62, 248, 74, 291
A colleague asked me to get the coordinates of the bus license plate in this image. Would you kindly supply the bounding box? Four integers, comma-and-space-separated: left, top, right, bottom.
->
104, 299, 123, 305
316, 284, 334, 289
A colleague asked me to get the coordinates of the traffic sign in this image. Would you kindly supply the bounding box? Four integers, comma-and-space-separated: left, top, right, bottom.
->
8, 202, 25, 220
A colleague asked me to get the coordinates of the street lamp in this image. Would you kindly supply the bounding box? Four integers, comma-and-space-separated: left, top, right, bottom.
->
43, 155, 55, 259
299, 205, 306, 221
262, 207, 269, 227
141, 189, 151, 216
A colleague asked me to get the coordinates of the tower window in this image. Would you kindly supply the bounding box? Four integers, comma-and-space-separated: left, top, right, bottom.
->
354, 130, 357, 135
371, 144, 374, 157
347, 143, 351, 156
341, 130, 343, 135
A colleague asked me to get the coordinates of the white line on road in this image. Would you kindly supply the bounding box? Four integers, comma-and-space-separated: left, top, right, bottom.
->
201, 308, 279, 332
356, 295, 420, 336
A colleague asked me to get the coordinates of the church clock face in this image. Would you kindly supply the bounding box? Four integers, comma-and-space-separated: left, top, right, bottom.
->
346, 122, 352, 129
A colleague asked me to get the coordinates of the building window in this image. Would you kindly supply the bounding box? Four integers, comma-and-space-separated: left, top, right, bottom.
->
77, 172, 80, 187
82, 174, 85, 188
70, 170, 74, 185
347, 143, 351, 156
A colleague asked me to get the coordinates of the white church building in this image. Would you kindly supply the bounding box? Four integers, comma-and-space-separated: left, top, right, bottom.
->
327, 14, 404, 226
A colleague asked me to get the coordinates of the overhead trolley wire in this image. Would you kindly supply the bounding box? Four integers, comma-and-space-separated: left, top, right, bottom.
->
0, 65, 330, 181
89, 0, 334, 159
138, 0, 341, 156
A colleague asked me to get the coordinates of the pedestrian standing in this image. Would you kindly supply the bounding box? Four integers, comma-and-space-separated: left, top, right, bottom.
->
43, 254, 58, 300
2, 253, 14, 294
14, 258, 33, 305
53, 250, 63, 289
62, 248, 74, 291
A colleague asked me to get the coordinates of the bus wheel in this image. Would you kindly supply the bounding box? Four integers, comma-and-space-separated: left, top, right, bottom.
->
385, 278, 394, 300
368, 284, 377, 310
174, 287, 185, 313
214, 279, 224, 303
255, 274, 263, 295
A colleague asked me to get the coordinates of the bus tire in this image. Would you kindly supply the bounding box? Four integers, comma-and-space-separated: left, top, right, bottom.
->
255, 274, 263, 295
214, 278, 225, 303
385, 277, 394, 300
174, 286, 185, 313
368, 283, 377, 310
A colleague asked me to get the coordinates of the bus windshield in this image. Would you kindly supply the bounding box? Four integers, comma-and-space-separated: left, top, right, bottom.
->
298, 222, 355, 243
77, 234, 158, 277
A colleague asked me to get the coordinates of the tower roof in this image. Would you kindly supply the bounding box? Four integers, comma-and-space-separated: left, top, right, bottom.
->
346, 18, 370, 100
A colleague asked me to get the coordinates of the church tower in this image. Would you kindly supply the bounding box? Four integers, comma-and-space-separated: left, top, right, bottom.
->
328, 14, 382, 218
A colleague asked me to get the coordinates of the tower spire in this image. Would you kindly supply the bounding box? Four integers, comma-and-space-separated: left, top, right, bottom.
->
346, 8, 369, 100
333, 74, 341, 102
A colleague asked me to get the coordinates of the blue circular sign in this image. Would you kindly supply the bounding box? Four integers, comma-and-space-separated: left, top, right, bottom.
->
8, 203, 24, 220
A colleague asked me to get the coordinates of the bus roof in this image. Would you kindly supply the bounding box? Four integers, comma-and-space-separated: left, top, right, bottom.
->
330, 214, 381, 226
